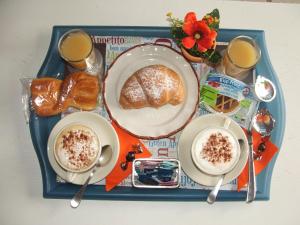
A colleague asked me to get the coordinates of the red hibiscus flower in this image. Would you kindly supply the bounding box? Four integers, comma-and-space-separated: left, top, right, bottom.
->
182, 12, 217, 53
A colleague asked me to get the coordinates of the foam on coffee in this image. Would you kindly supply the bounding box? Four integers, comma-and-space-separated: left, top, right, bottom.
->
55, 124, 100, 172
192, 128, 240, 175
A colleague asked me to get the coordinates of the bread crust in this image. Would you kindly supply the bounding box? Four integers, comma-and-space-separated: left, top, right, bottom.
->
57, 72, 99, 111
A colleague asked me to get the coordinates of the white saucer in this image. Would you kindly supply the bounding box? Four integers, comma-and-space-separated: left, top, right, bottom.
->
47, 112, 120, 185
178, 114, 249, 186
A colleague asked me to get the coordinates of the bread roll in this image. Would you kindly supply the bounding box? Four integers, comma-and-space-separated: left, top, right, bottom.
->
57, 72, 99, 111
119, 65, 185, 109
31, 72, 99, 116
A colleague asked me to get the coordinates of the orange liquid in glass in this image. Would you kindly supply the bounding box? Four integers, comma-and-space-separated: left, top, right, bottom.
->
228, 39, 257, 68
60, 31, 92, 69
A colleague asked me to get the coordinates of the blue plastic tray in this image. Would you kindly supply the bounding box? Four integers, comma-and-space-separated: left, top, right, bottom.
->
29, 26, 285, 201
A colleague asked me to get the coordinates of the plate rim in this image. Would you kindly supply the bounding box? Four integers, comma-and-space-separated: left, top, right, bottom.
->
103, 43, 200, 140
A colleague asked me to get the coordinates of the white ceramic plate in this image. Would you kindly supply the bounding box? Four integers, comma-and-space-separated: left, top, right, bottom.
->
104, 44, 199, 139
47, 112, 120, 185
178, 114, 249, 186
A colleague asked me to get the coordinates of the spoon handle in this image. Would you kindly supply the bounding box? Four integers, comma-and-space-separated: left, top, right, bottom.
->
70, 167, 96, 208
207, 175, 224, 204
246, 130, 256, 203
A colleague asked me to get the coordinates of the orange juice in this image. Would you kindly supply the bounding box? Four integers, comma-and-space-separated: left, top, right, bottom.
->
59, 30, 94, 69
221, 36, 261, 80
228, 39, 257, 68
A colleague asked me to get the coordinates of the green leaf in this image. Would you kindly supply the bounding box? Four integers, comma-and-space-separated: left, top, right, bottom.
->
208, 51, 222, 64
206, 9, 220, 31
209, 9, 220, 19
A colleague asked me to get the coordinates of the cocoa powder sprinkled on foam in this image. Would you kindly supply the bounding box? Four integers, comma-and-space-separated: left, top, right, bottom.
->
201, 132, 233, 164
57, 127, 98, 170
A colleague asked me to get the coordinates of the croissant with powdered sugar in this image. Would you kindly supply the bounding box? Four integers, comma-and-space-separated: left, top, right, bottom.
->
119, 65, 185, 109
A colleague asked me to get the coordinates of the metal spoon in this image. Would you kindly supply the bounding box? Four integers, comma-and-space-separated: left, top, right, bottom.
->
207, 139, 244, 204
246, 125, 256, 203
246, 108, 275, 203
253, 108, 275, 137
253, 109, 275, 160
70, 145, 113, 208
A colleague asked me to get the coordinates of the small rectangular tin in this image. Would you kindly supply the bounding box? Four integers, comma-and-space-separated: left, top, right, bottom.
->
132, 158, 181, 188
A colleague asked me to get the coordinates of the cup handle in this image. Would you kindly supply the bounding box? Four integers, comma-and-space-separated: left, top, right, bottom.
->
223, 117, 231, 129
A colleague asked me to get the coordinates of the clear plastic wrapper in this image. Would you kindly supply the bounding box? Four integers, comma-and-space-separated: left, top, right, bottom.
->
200, 71, 259, 128
20, 78, 33, 123
20, 72, 100, 122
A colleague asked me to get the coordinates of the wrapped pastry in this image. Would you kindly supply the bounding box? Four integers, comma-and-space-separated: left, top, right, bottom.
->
31, 78, 63, 116
30, 72, 99, 116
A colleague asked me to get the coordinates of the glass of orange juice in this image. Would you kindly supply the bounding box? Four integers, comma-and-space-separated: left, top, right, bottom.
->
58, 29, 99, 71
221, 36, 261, 80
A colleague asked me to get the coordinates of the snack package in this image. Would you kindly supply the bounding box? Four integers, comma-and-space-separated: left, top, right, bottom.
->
20, 72, 100, 122
200, 71, 259, 129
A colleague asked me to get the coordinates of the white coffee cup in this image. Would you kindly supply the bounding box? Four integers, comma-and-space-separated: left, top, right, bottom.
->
191, 118, 241, 176
53, 123, 101, 173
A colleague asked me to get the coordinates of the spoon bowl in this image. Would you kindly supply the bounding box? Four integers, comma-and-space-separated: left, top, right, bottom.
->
98, 145, 113, 167
252, 108, 275, 137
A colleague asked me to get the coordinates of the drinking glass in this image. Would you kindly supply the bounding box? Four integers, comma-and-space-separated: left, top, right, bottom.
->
58, 29, 103, 76
221, 36, 261, 80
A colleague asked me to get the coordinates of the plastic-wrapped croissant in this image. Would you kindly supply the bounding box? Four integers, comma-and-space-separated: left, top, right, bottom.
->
56, 72, 100, 111
119, 65, 185, 109
31, 72, 99, 116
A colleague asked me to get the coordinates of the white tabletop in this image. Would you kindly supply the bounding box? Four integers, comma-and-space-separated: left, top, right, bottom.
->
1, 0, 300, 224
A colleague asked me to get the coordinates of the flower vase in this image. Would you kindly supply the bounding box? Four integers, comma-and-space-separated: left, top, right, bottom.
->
181, 41, 217, 63
181, 47, 205, 63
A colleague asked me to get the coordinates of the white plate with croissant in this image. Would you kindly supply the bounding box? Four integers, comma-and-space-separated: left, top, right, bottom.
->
104, 43, 199, 139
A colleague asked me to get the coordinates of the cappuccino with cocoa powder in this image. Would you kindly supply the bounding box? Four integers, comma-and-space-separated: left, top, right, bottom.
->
54, 124, 100, 173
191, 127, 240, 175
